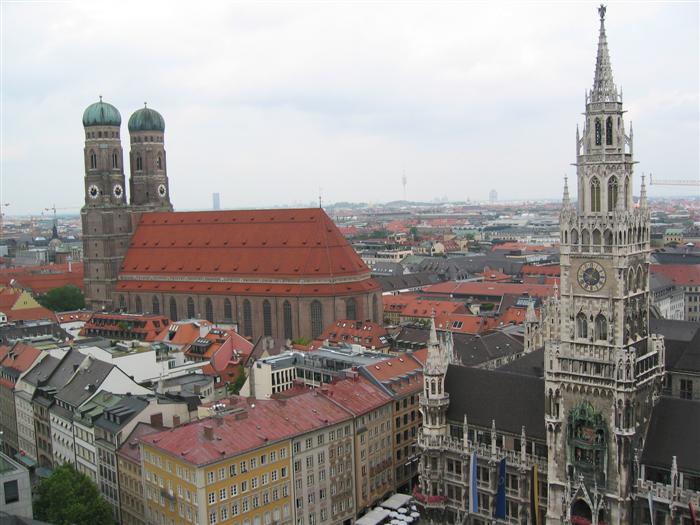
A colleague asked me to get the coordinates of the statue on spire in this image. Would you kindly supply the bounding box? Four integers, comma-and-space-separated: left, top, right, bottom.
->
598, 4, 606, 21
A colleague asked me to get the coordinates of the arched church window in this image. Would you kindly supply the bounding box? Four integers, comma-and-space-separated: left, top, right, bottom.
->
283, 300, 293, 340
205, 298, 214, 322
624, 177, 630, 209
157, 154, 162, 169
136, 154, 143, 171
581, 229, 590, 246
595, 314, 607, 341
605, 116, 613, 145
372, 295, 379, 323
89, 150, 97, 170
590, 177, 601, 212
604, 229, 613, 247
186, 297, 195, 318
346, 298, 357, 321
152, 296, 160, 315
112, 151, 119, 169
263, 300, 272, 336
571, 229, 579, 245
607, 176, 618, 212
636, 266, 644, 291
169, 298, 177, 320
135, 296, 142, 314
119, 295, 126, 311
592, 229, 601, 245
576, 312, 588, 339
223, 299, 232, 321
595, 119, 602, 146
310, 300, 323, 339
243, 300, 252, 337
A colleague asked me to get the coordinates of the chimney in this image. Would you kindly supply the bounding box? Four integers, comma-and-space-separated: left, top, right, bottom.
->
150, 412, 164, 428
172, 415, 181, 427
199, 322, 209, 338
203, 424, 214, 440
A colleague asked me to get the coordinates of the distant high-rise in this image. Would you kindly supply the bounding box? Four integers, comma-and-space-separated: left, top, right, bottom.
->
212, 192, 220, 210
488, 189, 498, 203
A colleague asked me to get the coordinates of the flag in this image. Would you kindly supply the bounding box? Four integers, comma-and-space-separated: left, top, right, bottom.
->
530, 465, 541, 525
648, 492, 655, 525
495, 458, 507, 519
470, 451, 478, 513
689, 501, 697, 525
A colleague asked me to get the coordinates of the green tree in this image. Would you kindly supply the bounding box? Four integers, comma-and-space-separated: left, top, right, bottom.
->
37, 285, 85, 311
228, 365, 247, 394
35, 464, 114, 525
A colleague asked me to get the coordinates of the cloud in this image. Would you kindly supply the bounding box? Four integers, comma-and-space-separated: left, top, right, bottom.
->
1, 1, 697, 214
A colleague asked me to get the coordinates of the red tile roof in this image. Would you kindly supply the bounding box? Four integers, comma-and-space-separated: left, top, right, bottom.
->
0, 287, 56, 322
118, 422, 163, 463
383, 295, 466, 318
316, 375, 391, 416
79, 312, 170, 341
311, 319, 390, 350
521, 264, 561, 277
142, 392, 352, 466
117, 209, 379, 297
154, 320, 213, 346
0, 263, 84, 293
651, 264, 700, 286
56, 310, 94, 323
435, 313, 498, 334
0, 343, 42, 390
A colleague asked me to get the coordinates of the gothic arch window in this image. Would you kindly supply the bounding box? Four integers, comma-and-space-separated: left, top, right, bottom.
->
627, 269, 635, 293
595, 314, 607, 341
607, 176, 618, 212
310, 300, 323, 339
205, 298, 214, 322
592, 229, 601, 245
283, 300, 293, 340
604, 229, 613, 247
605, 116, 613, 145
186, 297, 195, 318
590, 177, 601, 212
563, 229, 568, 244
581, 229, 590, 246
169, 297, 177, 321
135, 296, 143, 314
346, 298, 357, 321
119, 295, 126, 311
263, 300, 272, 336
223, 299, 232, 322
136, 154, 143, 171
152, 296, 160, 315
624, 176, 630, 209
156, 153, 162, 169
636, 266, 644, 291
571, 229, 579, 245
89, 150, 97, 170
372, 295, 379, 323
595, 119, 602, 146
243, 299, 252, 337
576, 312, 588, 339
112, 151, 119, 169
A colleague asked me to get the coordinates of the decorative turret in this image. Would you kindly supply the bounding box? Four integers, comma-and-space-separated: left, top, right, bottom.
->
591, 4, 618, 103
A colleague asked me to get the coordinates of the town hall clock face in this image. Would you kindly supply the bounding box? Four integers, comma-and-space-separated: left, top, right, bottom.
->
577, 261, 607, 292
88, 184, 99, 199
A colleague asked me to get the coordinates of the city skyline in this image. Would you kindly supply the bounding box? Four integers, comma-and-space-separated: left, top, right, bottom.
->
1, 2, 698, 215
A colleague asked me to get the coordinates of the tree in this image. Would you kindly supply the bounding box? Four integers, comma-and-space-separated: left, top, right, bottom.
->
35, 464, 114, 525
228, 365, 247, 395
37, 285, 85, 311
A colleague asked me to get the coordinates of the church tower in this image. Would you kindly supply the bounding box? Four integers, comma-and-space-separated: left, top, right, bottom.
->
127, 104, 173, 215
81, 98, 133, 311
544, 6, 664, 524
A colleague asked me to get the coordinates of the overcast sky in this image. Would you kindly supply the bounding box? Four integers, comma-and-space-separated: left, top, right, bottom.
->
1, 1, 698, 215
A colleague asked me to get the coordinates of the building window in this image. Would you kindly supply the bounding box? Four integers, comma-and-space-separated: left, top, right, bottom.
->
606, 116, 613, 145
372, 295, 379, 323
590, 177, 601, 212
595, 119, 602, 146
345, 298, 357, 321
119, 295, 126, 311
263, 300, 272, 336
157, 154, 163, 169
187, 297, 195, 318
680, 379, 693, 400
205, 298, 214, 322
89, 150, 97, 169
310, 301, 323, 339
283, 300, 293, 340
169, 297, 178, 321
135, 296, 142, 314
608, 176, 618, 212
152, 296, 160, 315
224, 299, 233, 322
4, 480, 19, 504
112, 151, 119, 169
595, 314, 607, 341
136, 154, 143, 171
576, 312, 588, 339
243, 300, 252, 337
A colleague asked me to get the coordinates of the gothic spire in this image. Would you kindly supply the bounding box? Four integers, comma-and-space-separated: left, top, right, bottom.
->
591, 4, 618, 103
640, 173, 648, 208
428, 310, 438, 348
562, 175, 571, 207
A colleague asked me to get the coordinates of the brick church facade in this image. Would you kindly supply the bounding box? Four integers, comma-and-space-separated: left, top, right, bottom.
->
80, 103, 380, 341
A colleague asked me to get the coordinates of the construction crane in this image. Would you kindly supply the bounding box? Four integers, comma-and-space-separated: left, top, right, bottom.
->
648, 173, 700, 187
44, 205, 79, 237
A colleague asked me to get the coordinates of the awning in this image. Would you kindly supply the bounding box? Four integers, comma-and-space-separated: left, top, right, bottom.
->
35, 467, 53, 478
14, 453, 37, 468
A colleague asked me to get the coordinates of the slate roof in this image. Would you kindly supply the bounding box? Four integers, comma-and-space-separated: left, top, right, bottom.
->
95, 395, 149, 433
54, 357, 113, 408
641, 397, 700, 474
497, 348, 545, 378
444, 365, 545, 440
374, 273, 441, 293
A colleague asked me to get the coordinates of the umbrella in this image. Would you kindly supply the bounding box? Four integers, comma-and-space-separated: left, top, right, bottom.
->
411, 512, 420, 518
399, 507, 408, 513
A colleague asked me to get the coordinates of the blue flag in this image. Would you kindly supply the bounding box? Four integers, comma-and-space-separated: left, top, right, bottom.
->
495, 458, 507, 518
470, 451, 479, 513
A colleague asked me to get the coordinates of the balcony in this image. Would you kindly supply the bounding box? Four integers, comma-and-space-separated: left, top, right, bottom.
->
636, 479, 700, 508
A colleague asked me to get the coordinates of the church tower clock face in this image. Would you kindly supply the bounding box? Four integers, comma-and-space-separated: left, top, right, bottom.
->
577, 261, 606, 292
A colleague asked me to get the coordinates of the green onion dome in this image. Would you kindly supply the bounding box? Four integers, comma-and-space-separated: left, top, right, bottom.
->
128, 105, 165, 133
82, 98, 121, 127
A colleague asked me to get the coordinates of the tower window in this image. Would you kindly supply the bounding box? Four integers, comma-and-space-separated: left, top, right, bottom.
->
372, 295, 379, 323
608, 176, 618, 212
310, 300, 323, 339
590, 177, 601, 212
624, 177, 630, 210
136, 154, 143, 171
263, 300, 272, 336
157, 154, 162, 169
606, 117, 613, 145
112, 151, 119, 169
595, 119, 602, 146
595, 314, 607, 340
283, 300, 293, 340
576, 313, 588, 339
89, 150, 97, 170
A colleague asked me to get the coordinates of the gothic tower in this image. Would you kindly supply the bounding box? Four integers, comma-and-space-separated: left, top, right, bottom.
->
127, 104, 173, 215
544, 6, 664, 524
81, 98, 133, 311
